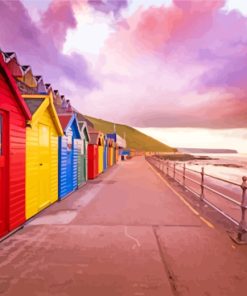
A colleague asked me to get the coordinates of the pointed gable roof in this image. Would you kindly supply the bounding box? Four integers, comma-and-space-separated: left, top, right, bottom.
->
22, 92, 63, 136
21, 65, 30, 74
58, 114, 72, 130
72, 107, 94, 128
45, 83, 51, 91
0, 53, 31, 119
2, 52, 16, 63
34, 75, 46, 94
1, 51, 23, 77
58, 113, 81, 139
34, 75, 42, 83
16, 64, 37, 88
79, 121, 90, 142
88, 127, 104, 146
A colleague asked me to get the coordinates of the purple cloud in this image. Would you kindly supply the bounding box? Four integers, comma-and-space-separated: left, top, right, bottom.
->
88, 0, 128, 17
0, 0, 97, 94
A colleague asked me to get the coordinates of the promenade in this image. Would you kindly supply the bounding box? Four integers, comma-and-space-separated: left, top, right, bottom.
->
0, 157, 247, 296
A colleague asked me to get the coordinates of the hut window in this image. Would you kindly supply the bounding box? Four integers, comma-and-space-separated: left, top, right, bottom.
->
67, 129, 73, 151
0, 114, 2, 155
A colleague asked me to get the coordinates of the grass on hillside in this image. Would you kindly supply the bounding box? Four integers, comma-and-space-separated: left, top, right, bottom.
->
84, 115, 175, 152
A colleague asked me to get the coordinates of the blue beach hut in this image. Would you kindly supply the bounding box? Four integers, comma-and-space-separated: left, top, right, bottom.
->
58, 113, 81, 199
103, 136, 108, 171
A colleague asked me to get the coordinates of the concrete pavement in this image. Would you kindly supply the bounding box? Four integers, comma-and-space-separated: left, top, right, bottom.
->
0, 157, 247, 296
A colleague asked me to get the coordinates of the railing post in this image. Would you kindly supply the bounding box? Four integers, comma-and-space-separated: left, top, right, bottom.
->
183, 163, 186, 187
167, 161, 169, 176
173, 162, 176, 179
238, 176, 247, 241
200, 167, 205, 201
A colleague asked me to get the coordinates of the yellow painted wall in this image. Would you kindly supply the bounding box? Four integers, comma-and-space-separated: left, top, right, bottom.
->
115, 147, 119, 163
26, 107, 59, 219
109, 147, 114, 166
98, 145, 104, 174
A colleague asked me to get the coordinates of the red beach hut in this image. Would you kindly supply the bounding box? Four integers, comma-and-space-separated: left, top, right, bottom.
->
0, 53, 31, 239
87, 129, 101, 180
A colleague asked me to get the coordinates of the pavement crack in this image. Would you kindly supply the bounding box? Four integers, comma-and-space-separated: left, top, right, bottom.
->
152, 226, 179, 296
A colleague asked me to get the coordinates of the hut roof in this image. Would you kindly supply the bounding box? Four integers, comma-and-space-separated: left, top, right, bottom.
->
72, 107, 94, 128
2, 52, 16, 63
34, 75, 42, 82
58, 114, 72, 130
89, 129, 104, 145
58, 113, 81, 138
21, 65, 30, 74
45, 83, 53, 93
0, 54, 31, 119
22, 93, 63, 136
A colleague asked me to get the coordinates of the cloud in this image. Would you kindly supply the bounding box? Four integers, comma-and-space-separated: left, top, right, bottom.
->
41, 0, 77, 48
80, 0, 247, 128
87, 0, 128, 17
1, 0, 246, 129
0, 0, 97, 95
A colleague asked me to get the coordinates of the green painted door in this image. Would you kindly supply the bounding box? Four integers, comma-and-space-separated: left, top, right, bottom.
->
77, 139, 87, 186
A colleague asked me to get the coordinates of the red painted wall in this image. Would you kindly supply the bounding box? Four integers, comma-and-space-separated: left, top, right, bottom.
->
0, 67, 27, 237
87, 144, 99, 180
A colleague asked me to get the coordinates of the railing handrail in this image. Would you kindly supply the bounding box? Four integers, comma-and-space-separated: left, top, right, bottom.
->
162, 160, 241, 187
146, 156, 247, 241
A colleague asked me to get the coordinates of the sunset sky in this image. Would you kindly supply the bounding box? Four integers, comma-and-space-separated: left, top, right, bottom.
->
0, 0, 247, 152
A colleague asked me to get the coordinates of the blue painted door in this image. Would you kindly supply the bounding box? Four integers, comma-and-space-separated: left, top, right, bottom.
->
104, 145, 108, 171
66, 143, 73, 193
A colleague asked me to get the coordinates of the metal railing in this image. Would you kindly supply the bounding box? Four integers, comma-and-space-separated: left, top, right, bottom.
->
146, 156, 247, 241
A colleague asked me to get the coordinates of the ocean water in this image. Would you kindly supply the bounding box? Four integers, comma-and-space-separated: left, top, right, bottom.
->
184, 153, 247, 185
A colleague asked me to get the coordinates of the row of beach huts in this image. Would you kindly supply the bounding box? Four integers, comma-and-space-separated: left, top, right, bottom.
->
0, 50, 128, 240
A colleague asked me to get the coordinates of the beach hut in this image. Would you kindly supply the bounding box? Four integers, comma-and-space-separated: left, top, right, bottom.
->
0, 54, 31, 238
1, 52, 22, 77
88, 130, 102, 179
53, 90, 63, 106
34, 76, 47, 94
107, 138, 114, 167
76, 121, 90, 187
2, 52, 33, 95
103, 136, 108, 171
23, 93, 63, 220
58, 114, 81, 199
107, 133, 117, 166
98, 132, 104, 174
17, 65, 37, 88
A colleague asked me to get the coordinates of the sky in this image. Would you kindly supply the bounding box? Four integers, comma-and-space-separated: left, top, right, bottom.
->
0, 0, 247, 152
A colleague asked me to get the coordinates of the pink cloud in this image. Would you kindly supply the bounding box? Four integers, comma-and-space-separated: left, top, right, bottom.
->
88, 0, 128, 17
81, 0, 247, 128
41, 0, 77, 49
0, 0, 97, 94
1, 0, 246, 129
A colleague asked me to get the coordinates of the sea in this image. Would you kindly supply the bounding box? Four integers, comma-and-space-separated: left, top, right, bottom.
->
184, 153, 247, 185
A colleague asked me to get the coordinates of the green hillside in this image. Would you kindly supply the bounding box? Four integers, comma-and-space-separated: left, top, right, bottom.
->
84, 115, 175, 152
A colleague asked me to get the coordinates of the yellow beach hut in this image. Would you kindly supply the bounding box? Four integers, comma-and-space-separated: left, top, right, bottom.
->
98, 132, 104, 174
23, 92, 63, 219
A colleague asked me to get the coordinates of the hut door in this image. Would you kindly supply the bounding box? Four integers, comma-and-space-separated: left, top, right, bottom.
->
0, 111, 7, 236
66, 129, 73, 192
38, 123, 50, 210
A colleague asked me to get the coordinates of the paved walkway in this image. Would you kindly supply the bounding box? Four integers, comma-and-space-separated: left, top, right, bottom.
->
0, 157, 247, 296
